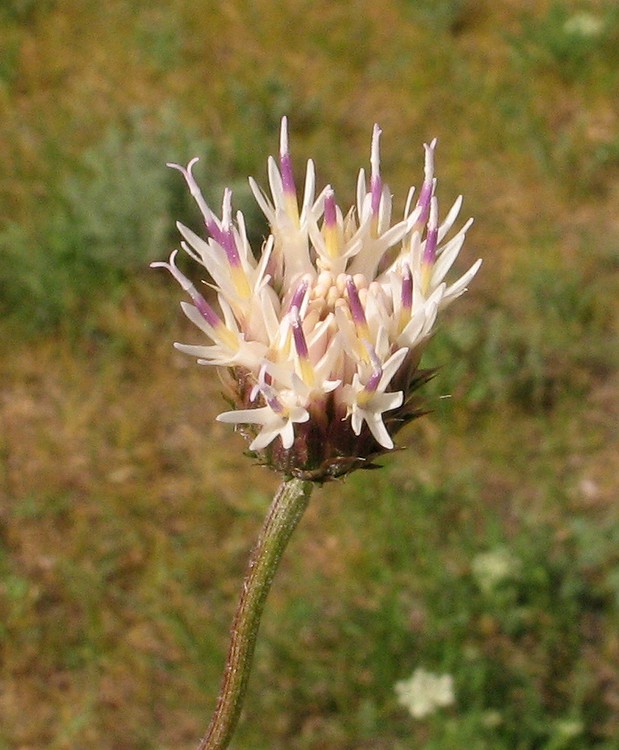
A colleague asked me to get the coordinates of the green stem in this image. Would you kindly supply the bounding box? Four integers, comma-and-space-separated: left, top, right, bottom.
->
197, 477, 313, 750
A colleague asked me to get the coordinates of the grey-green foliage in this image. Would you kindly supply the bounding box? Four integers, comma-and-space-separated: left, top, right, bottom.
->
0, 107, 235, 329
62, 108, 214, 272
63, 129, 169, 271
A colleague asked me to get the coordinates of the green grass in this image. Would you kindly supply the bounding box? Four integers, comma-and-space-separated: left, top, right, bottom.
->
1, 0, 619, 748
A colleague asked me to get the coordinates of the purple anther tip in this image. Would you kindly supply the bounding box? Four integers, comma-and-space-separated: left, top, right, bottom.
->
288, 278, 309, 312
401, 263, 413, 311
416, 140, 437, 224
193, 293, 222, 330
365, 367, 382, 393
416, 181, 433, 225
206, 219, 224, 247
422, 197, 439, 266
207, 219, 242, 269
290, 307, 309, 360
422, 226, 438, 266
279, 117, 296, 195
345, 276, 367, 327
222, 229, 242, 268
280, 152, 296, 195
265, 389, 284, 415
324, 187, 337, 227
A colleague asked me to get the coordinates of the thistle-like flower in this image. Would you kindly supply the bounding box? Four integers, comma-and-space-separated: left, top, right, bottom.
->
153, 119, 481, 480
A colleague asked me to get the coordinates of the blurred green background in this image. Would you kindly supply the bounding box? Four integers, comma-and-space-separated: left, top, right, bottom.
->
1, 1, 619, 748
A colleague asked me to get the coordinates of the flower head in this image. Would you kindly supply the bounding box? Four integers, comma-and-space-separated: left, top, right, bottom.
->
153, 119, 481, 480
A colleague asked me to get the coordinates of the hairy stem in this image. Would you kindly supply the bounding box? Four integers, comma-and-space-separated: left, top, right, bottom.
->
197, 477, 313, 750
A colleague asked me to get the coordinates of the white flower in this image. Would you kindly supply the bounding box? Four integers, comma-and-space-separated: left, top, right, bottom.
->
153, 119, 481, 478
395, 667, 455, 719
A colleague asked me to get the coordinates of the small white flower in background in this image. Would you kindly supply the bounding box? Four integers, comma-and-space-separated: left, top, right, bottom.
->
153, 119, 481, 480
394, 667, 455, 719
563, 12, 604, 38
471, 547, 521, 594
